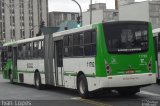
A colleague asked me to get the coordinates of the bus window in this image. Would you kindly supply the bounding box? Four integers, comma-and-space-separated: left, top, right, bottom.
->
64, 35, 73, 57
64, 36, 69, 57
64, 36, 69, 47
68, 35, 73, 46
39, 40, 44, 58
84, 30, 96, 56
73, 33, 79, 46
30, 42, 33, 58
103, 22, 148, 53
154, 36, 158, 61
8, 46, 12, 59
73, 33, 84, 56
92, 30, 96, 43
22, 44, 26, 59
25, 42, 33, 59
2, 47, 7, 62
84, 31, 91, 44
18, 44, 22, 59
25, 43, 29, 58
79, 33, 84, 45
63, 30, 96, 57
33, 41, 39, 58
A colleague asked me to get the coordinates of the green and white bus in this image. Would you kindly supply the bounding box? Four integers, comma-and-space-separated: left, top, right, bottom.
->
1, 21, 156, 98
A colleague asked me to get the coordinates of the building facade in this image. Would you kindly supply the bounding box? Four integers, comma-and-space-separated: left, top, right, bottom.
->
82, 3, 118, 26
119, 1, 160, 30
0, 1, 2, 41
0, 0, 48, 42
118, 0, 135, 6
49, 11, 79, 27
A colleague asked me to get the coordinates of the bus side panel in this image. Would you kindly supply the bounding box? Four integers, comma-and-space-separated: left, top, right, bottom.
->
63, 58, 96, 89
17, 59, 45, 84
157, 53, 160, 79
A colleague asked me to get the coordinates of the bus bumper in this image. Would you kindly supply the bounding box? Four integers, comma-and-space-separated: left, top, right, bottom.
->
87, 73, 156, 92
101, 73, 156, 88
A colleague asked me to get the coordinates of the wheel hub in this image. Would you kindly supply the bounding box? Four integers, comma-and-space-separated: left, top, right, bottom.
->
79, 80, 85, 94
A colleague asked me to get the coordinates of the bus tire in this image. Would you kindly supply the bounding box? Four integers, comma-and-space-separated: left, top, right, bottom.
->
156, 79, 160, 84
9, 71, 14, 84
77, 75, 89, 98
34, 72, 43, 90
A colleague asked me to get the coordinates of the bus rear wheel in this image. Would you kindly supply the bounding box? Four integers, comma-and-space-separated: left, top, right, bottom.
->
77, 75, 89, 98
34, 72, 43, 90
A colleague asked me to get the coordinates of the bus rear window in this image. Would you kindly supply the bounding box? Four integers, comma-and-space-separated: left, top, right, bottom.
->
103, 22, 148, 54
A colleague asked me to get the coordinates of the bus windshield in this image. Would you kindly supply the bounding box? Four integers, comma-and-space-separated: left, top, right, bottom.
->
103, 22, 148, 53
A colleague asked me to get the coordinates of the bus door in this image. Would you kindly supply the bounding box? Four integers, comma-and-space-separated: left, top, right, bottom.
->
157, 33, 160, 79
54, 40, 63, 86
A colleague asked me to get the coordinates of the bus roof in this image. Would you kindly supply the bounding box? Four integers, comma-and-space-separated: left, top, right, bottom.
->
3, 21, 150, 47
3, 24, 94, 47
52, 21, 149, 37
52, 24, 93, 37
3, 36, 44, 47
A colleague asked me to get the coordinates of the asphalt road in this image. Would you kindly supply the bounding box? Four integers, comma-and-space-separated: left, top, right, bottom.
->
0, 74, 160, 106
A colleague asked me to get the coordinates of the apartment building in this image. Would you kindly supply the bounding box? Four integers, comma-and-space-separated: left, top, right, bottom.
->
0, 0, 48, 42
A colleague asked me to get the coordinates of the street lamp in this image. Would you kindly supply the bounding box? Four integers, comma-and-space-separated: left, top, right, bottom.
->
72, 0, 83, 27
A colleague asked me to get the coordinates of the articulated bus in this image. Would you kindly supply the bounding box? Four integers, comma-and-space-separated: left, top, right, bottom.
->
2, 21, 156, 98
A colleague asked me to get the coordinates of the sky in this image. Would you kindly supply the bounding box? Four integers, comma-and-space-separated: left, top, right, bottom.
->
48, 0, 148, 12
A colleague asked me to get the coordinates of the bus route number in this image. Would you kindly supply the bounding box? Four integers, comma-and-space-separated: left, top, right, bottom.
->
87, 62, 95, 67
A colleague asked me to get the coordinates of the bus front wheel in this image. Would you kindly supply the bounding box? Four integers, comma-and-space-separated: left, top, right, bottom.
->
34, 72, 43, 90
77, 75, 89, 98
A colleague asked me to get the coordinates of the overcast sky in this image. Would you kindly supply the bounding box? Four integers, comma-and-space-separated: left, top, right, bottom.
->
48, 0, 148, 12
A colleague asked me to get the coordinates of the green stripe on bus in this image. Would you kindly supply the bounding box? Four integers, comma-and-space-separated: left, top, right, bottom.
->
64, 73, 77, 76
85, 74, 96, 77
64, 72, 96, 78
18, 71, 45, 74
